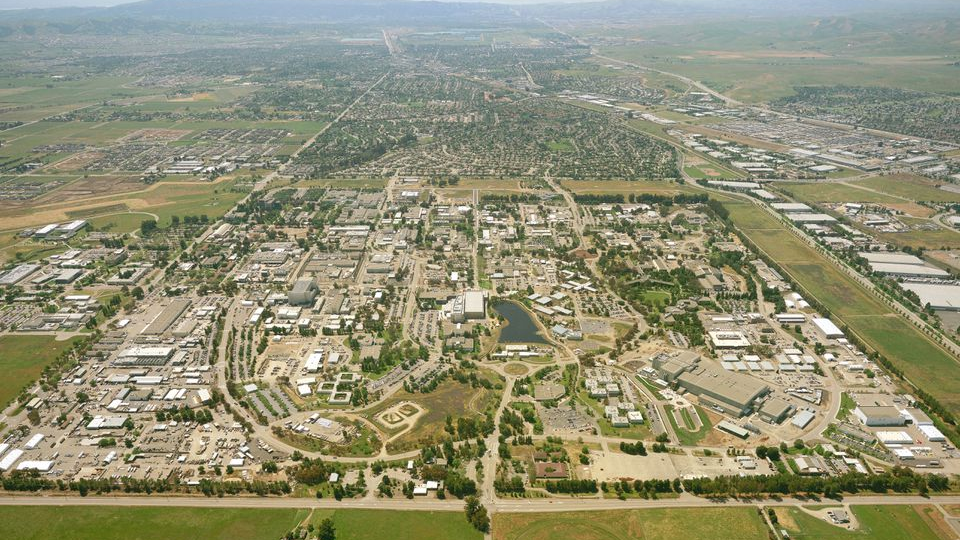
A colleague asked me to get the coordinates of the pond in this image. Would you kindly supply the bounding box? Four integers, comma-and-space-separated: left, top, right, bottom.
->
493, 300, 549, 344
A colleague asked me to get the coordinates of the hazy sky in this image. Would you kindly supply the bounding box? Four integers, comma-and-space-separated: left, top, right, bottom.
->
2, 0, 576, 10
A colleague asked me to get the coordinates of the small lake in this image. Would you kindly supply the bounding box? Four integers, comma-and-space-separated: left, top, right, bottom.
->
493, 301, 549, 344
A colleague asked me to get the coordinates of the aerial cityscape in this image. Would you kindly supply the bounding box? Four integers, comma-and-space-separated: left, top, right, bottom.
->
1, 0, 960, 538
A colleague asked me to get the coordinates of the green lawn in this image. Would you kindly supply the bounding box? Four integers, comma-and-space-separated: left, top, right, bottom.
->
0, 506, 308, 540
493, 507, 768, 540
309, 509, 482, 540
0, 334, 85, 406
665, 404, 712, 446
774, 505, 948, 540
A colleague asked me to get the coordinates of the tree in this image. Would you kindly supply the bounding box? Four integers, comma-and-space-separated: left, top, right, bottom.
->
464, 496, 490, 533
317, 518, 336, 540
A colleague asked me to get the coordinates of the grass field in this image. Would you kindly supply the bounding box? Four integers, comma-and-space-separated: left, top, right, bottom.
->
684, 165, 738, 180
364, 375, 501, 453
561, 179, 696, 195
309, 509, 481, 540
777, 182, 903, 204
877, 218, 960, 250
493, 507, 768, 540
0, 506, 308, 540
665, 404, 712, 446
773, 505, 951, 540
87, 212, 160, 233
0, 334, 85, 406
724, 200, 960, 415
853, 175, 960, 203
0, 176, 247, 230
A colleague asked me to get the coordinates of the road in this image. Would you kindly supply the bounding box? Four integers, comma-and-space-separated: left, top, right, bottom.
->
1, 492, 959, 514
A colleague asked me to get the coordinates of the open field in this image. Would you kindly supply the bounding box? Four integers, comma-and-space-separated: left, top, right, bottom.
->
492, 507, 768, 540
852, 175, 960, 203
0, 176, 247, 230
86, 212, 160, 233
0, 334, 85, 406
599, 48, 960, 103
877, 217, 960, 251
308, 509, 482, 540
364, 376, 500, 453
724, 201, 960, 415
561, 179, 696, 196
0, 506, 309, 540
776, 182, 900, 204
773, 505, 951, 540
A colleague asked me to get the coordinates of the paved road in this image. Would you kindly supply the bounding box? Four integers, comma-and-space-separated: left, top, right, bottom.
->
1, 492, 958, 513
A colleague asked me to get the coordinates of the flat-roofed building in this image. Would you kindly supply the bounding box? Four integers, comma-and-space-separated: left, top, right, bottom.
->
758, 397, 794, 424
902, 283, 960, 310
854, 405, 906, 427
142, 298, 191, 336
708, 331, 750, 349
677, 364, 769, 417
652, 351, 700, 382
288, 277, 319, 306
868, 262, 949, 278
464, 290, 486, 319
812, 317, 844, 339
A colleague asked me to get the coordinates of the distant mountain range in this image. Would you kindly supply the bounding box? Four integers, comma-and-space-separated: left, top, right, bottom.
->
0, 0, 956, 25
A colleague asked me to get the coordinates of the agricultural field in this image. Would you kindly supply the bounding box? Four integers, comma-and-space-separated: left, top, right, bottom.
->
773, 505, 952, 540
0, 506, 309, 540
493, 507, 769, 540
0, 334, 85, 407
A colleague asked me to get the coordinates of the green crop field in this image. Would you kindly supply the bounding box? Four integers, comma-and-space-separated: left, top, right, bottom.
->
0, 334, 85, 406
774, 505, 949, 540
309, 509, 482, 540
724, 201, 960, 415
0, 506, 308, 540
493, 507, 768, 540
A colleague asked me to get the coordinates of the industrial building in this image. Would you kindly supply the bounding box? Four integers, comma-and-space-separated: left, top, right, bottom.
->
854, 405, 906, 427
708, 331, 750, 349
812, 317, 844, 339
676, 364, 770, 417
758, 396, 794, 424
142, 298, 192, 336
901, 283, 960, 310
652, 351, 701, 382
867, 262, 949, 278
445, 290, 486, 322
289, 277, 320, 306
